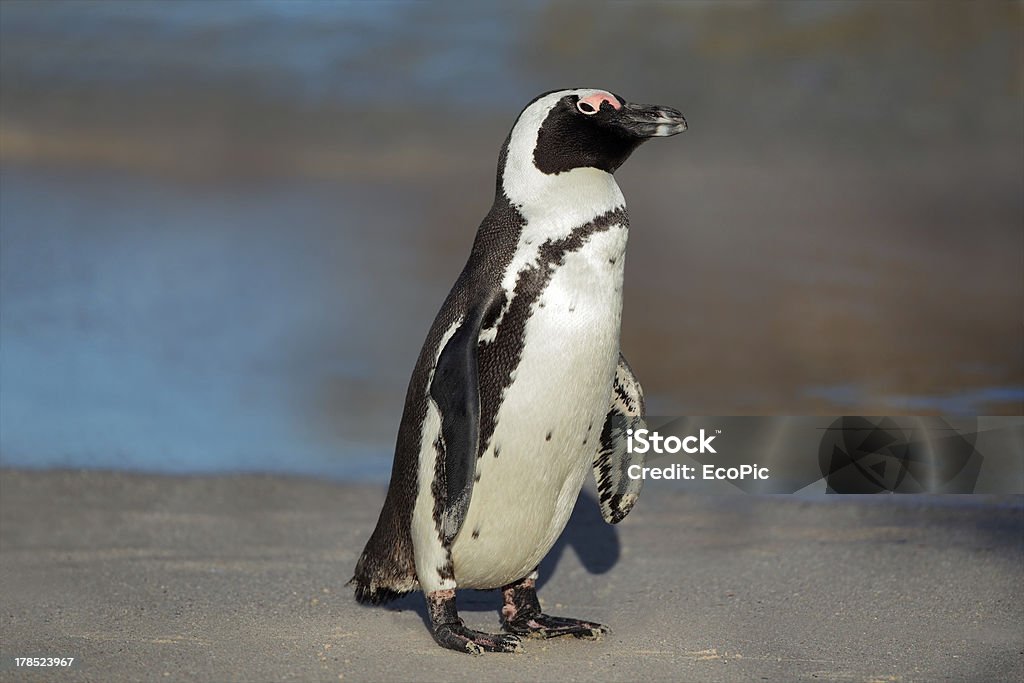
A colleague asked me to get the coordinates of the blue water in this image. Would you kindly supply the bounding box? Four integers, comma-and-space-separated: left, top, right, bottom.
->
1, 2, 1020, 482
804, 385, 1024, 416
0, 168, 425, 481
2, 166, 1016, 483
0, 0, 541, 111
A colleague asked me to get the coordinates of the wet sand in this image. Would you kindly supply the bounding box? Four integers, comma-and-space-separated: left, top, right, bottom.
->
1, 469, 1021, 682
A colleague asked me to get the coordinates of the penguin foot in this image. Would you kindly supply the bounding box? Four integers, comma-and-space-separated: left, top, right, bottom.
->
427, 589, 522, 655
432, 621, 523, 655
503, 612, 610, 640
500, 577, 609, 640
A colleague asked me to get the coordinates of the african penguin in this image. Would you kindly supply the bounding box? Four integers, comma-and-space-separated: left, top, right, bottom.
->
351, 88, 686, 654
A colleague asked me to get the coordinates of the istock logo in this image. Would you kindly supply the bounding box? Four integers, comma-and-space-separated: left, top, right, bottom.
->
626, 428, 717, 454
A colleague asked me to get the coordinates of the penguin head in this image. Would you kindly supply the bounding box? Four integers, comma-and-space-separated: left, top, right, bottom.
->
512, 89, 687, 177
496, 89, 685, 215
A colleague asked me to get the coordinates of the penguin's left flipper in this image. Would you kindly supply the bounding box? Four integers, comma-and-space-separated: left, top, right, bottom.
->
429, 297, 500, 545
593, 353, 647, 524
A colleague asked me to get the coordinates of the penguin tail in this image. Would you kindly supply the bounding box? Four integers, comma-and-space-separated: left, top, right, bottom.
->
350, 548, 418, 605
350, 478, 419, 605
349, 575, 408, 605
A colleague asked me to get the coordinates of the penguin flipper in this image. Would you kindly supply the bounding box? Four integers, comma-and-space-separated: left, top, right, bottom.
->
429, 299, 494, 544
593, 353, 647, 524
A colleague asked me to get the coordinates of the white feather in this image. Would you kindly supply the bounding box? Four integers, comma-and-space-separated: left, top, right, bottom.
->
451, 226, 627, 588
499, 90, 626, 294
411, 90, 630, 591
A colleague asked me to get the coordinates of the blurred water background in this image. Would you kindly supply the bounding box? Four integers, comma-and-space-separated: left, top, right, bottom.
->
1, 1, 1021, 480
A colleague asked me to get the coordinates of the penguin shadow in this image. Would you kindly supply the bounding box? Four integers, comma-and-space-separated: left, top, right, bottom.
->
382, 489, 620, 627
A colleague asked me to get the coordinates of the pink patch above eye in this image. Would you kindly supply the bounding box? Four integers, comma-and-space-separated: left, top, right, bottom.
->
578, 92, 621, 111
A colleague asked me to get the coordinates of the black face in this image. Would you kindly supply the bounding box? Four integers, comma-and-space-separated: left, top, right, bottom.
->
533, 92, 686, 175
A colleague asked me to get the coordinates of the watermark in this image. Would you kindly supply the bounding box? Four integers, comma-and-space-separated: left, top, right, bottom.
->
628, 462, 770, 481
1, 655, 78, 671
626, 428, 718, 454
628, 416, 1023, 494
626, 427, 773, 481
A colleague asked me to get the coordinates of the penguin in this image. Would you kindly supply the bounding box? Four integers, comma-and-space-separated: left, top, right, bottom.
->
351, 88, 686, 654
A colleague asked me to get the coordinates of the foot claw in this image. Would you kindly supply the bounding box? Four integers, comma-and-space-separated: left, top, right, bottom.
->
504, 613, 610, 640
434, 622, 522, 654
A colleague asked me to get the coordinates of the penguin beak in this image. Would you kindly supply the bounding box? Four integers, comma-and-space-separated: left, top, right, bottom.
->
611, 101, 687, 139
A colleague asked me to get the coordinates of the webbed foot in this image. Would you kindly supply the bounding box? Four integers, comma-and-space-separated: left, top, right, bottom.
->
433, 620, 523, 654
500, 577, 609, 640
428, 589, 522, 655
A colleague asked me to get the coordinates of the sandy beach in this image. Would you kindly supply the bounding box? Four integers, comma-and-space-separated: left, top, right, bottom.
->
0, 469, 1021, 682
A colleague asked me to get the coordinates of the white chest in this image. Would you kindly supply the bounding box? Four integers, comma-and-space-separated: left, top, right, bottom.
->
449, 225, 627, 588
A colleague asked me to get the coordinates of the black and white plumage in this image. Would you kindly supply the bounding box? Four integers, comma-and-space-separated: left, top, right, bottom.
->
351, 89, 686, 654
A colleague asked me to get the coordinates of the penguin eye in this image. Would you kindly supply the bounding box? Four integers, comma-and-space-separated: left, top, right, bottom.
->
576, 100, 598, 115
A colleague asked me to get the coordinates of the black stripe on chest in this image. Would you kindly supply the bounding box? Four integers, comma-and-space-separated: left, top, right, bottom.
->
476, 206, 629, 455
